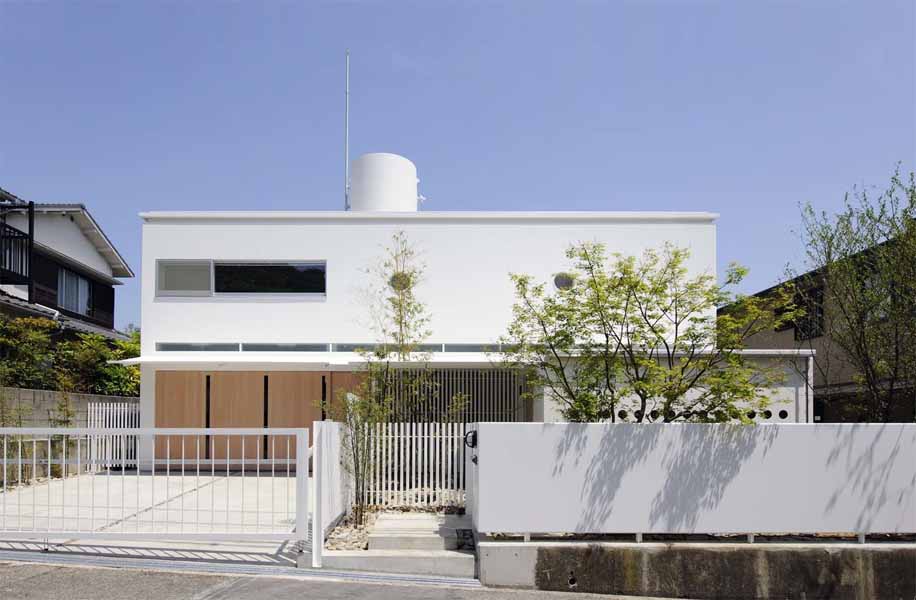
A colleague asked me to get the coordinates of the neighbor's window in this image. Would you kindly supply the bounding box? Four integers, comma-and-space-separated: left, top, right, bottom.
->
214, 262, 326, 294
794, 287, 825, 341
156, 261, 212, 296
58, 267, 91, 315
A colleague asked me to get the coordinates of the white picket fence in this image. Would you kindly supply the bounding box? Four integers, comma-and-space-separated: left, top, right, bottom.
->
365, 422, 467, 508
86, 402, 140, 471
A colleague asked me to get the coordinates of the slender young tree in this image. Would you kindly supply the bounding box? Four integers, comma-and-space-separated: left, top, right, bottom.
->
328, 231, 437, 525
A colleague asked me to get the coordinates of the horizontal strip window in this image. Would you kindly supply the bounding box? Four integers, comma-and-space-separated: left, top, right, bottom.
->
330, 343, 446, 353
241, 343, 330, 352
331, 343, 376, 353
443, 344, 499, 353
215, 262, 325, 294
157, 343, 241, 352
155, 260, 326, 297
155, 342, 503, 353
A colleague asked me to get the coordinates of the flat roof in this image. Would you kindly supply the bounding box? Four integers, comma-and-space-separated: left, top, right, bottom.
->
140, 210, 719, 224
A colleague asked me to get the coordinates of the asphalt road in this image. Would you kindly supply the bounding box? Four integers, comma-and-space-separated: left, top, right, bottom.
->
0, 561, 658, 600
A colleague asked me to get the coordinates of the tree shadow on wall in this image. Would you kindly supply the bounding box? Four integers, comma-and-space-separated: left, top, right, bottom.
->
553, 424, 665, 533
824, 424, 915, 533
647, 425, 779, 532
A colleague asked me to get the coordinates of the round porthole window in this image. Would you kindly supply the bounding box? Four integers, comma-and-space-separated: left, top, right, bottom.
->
747, 410, 757, 419
617, 410, 628, 420
388, 271, 412, 291
778, 409, 789, 420
763, 410, 773, 419
553, 272, 575, 291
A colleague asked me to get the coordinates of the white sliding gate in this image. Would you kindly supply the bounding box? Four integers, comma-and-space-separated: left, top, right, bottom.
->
365, 422, 467, 508
0, 427, 309, 543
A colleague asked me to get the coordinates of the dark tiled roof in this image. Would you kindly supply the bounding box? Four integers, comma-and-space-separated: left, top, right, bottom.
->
0, 190, 133, 278
0, 290, 129, 341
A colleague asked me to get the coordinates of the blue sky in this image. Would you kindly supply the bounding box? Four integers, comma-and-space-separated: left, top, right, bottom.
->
1, 1, 913, 329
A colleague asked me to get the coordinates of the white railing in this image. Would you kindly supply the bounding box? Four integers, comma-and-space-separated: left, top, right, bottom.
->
365, 422, 466, 508
87, 402, 140, 470
0, 427, 309, 542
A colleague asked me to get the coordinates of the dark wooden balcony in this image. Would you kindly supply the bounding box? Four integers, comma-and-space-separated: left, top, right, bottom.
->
0, 221, 31, 285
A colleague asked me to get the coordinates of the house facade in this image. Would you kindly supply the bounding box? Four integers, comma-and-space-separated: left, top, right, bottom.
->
0, 187, 133, 340
126, 154, 813, 441
741, 273, 916, 423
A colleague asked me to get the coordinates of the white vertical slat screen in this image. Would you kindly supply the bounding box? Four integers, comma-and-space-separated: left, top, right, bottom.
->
384, 368, 526, 423
364, 422, 466, 508
87, 402, 140, 471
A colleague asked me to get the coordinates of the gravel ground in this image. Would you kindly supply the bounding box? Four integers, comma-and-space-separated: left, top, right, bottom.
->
325, 511, 379, 550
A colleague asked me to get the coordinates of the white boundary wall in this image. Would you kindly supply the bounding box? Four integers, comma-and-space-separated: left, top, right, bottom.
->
466, 423, 916, 535
311, 421, 349, 567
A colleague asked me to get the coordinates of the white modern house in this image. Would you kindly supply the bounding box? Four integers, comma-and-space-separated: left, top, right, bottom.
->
126, 153, 812, 444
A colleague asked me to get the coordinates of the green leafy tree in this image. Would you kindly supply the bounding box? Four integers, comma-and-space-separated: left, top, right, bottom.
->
501, 243, 797, 422
0, 316, 59, 390
54, 330, 141, 397
791, 168, 916, 421
111, 326, 142, 397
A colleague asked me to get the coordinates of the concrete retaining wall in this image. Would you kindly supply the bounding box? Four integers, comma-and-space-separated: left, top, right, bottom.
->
478, 541, 916, 599
0, 387, 138, 427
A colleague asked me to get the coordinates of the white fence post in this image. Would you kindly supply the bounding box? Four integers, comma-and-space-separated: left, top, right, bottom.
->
295, 428, 310, 551
311, 422, 323, 568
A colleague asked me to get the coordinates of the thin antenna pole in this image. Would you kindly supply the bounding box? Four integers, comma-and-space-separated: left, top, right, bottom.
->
344, 50, 350, 210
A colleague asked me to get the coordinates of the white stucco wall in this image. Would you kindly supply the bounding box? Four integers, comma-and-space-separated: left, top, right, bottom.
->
139, 212, 717, 356
7, 212, 113, 277
466, 422, 916, 535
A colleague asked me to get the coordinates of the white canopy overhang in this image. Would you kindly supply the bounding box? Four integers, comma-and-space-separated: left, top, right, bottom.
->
110, 351, 502, 370
110, 348, 812, 370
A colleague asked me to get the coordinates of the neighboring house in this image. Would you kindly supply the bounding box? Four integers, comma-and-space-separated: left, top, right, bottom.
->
121, 153, 812, 442
736, 262, 915, 423
0, 186, 134, 340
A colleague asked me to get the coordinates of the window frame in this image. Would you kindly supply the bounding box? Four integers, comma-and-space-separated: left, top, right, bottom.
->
155, 259, 214, 298
212, 260, 327, 296
155, 259, 328, 298
57, 266, 93, 316
794, 286, 825, 341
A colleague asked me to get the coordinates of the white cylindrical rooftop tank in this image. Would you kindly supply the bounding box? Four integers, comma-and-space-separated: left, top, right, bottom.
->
348, 153, 419, 212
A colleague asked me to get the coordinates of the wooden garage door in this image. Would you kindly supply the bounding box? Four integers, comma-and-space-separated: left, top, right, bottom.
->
155, 370, 328, 466
210, 371, 265, 463
267, 372, 325, 460
155, 371, 206, 461
328, 371, 365, 418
